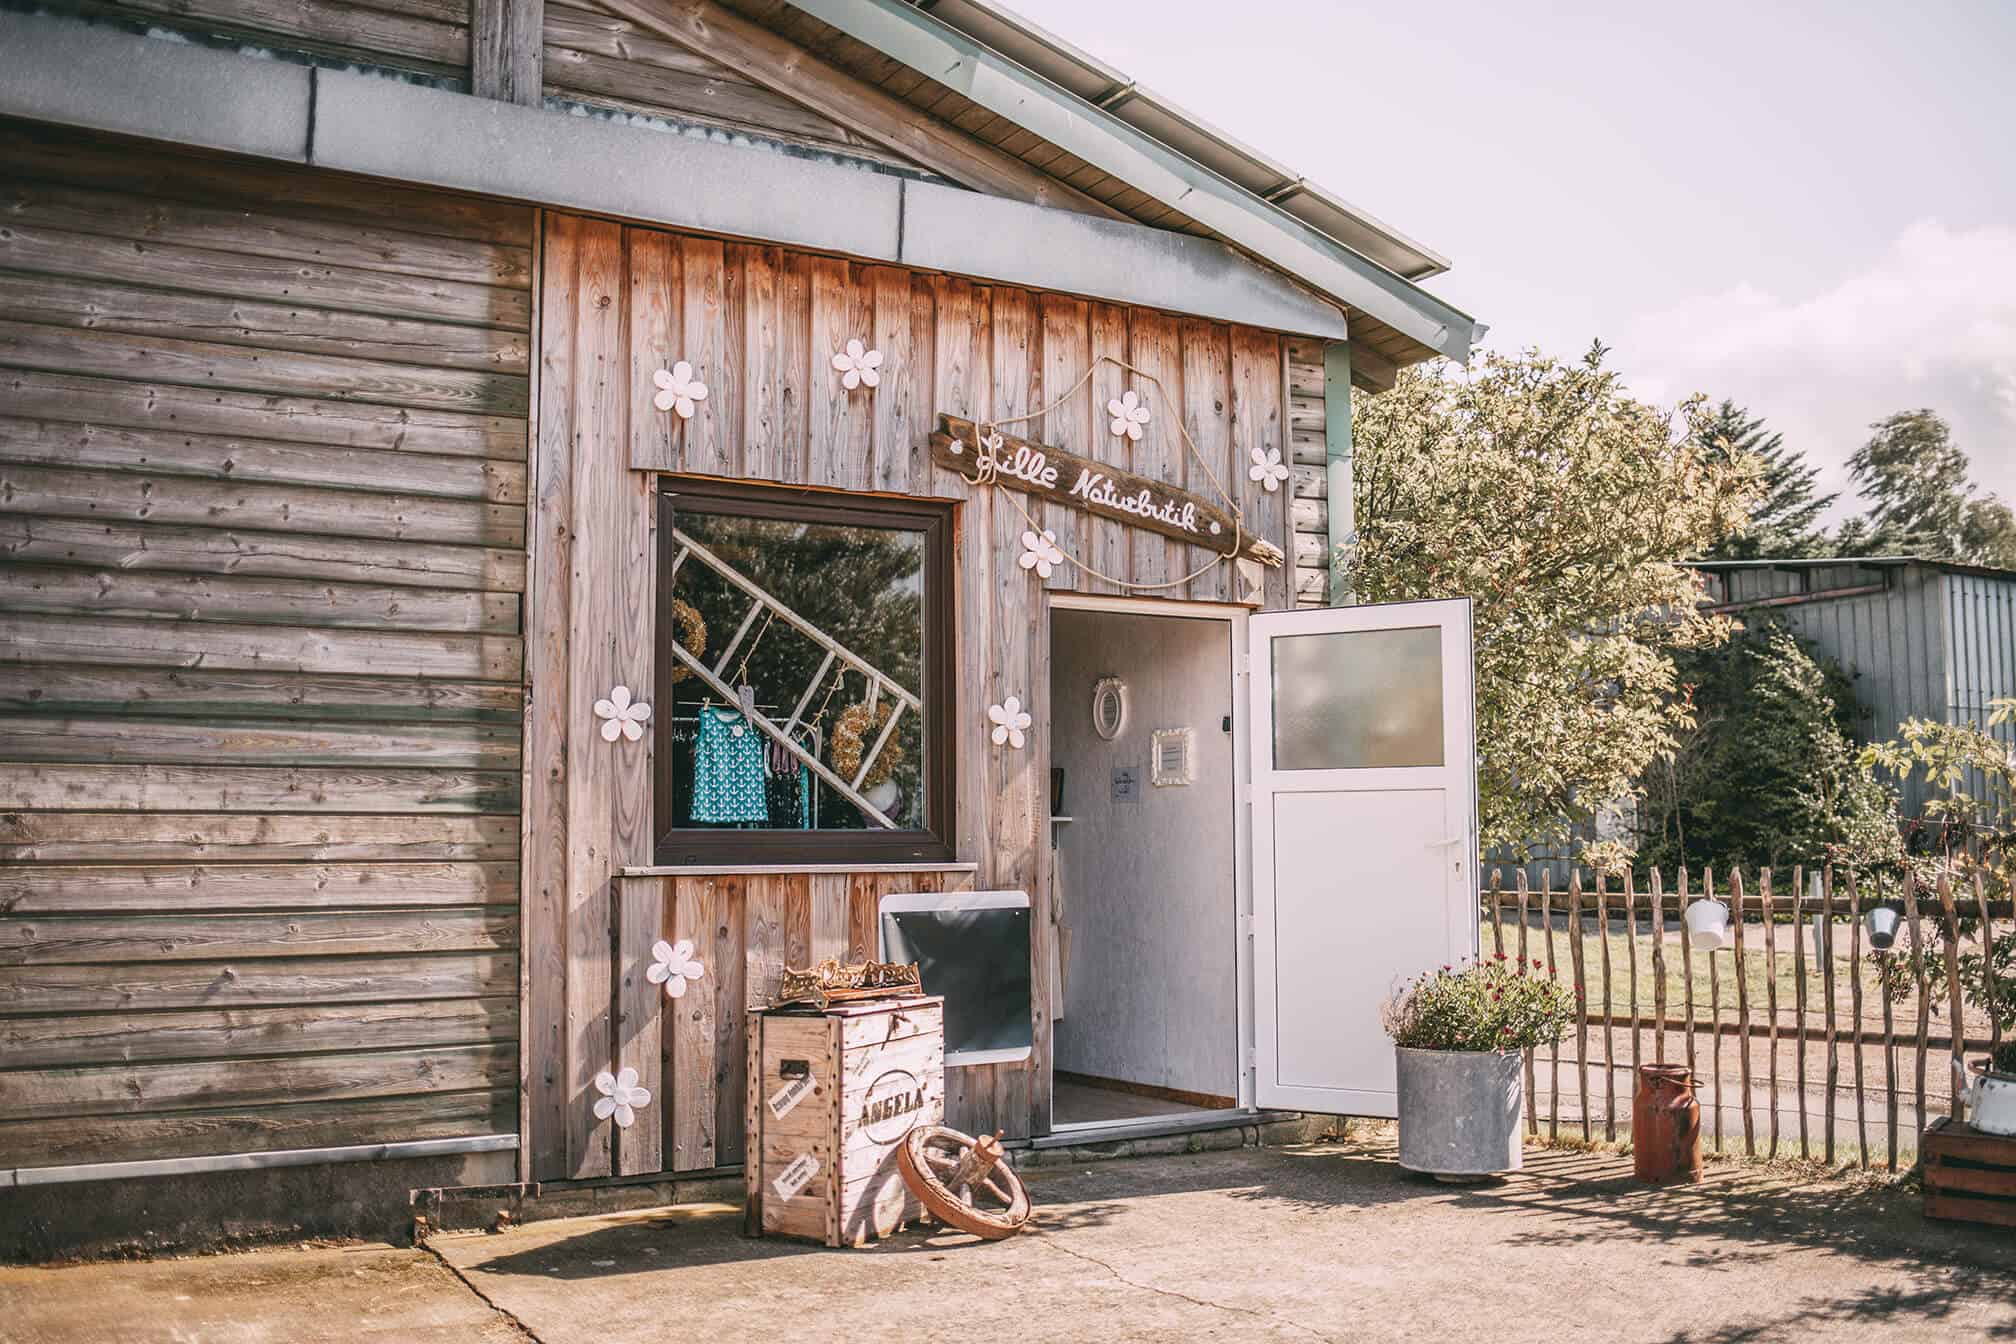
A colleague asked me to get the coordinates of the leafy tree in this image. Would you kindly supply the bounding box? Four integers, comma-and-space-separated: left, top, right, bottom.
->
1860, 698, 2016, 1040
1839, 409, 2016, 566
1636, 623, 1898, 872
1348, 343, 1759, 855
1694, 401, 1835, 559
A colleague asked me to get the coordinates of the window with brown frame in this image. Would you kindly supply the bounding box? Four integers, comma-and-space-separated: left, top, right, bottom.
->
653, 479, 956, 865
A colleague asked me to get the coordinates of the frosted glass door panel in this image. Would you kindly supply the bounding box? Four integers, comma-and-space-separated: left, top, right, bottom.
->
1270, 626, 1443, 770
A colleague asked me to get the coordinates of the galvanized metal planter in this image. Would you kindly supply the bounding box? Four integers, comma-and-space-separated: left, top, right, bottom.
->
1395, 1047, 1524, 1178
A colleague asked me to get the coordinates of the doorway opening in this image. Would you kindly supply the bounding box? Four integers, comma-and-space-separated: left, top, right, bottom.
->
1047, 598, 1244, 1130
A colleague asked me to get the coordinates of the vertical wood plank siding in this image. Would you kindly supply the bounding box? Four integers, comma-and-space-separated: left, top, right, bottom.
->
0, 127, 532, 1171
532, 215, 1298, 1173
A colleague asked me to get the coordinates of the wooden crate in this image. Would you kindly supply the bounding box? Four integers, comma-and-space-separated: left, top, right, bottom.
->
1923, 1116, 2016, 1229
745, 995, 944, 1247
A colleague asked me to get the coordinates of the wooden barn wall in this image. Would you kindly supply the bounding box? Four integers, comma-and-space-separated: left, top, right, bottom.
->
529, 212, 1300, 1176
45, 0, 476, 82
1283, 339, 1330, 607
0, 125, 532, 1172
606, 867, 973, 1177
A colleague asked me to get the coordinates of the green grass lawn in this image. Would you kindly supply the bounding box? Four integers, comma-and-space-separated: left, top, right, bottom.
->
1484, 910, 1988, 1038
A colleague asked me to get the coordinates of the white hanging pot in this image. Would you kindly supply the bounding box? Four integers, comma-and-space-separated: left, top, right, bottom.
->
1960, 1060, 2016, 1136
863, 779, 902, 815
1685, 898, 1732, 952
1865, 905, 1901, 952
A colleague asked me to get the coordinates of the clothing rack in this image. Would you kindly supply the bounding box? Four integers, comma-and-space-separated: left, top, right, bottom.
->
664, 527, 920, 828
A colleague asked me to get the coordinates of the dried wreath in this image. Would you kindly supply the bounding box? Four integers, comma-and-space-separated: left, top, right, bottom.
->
666, 597, 707, 684
830, 700, 903, 789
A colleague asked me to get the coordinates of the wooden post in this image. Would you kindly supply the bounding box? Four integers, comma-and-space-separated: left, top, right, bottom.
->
1518, 870, 1537, 1136
1761, 867, 1780, 1160
1707, 867, 1724, 1154
1650, 869, 1668, 1066
1937, 876, 1965, 1120
1792, 864, 1809, 1160
472, 0, 545, 106
1823, 864, 1840, 1167
1489, 868, 1505, 959
1732, 868, 1756, 1157
1981, 869, 2004, 1057
1625, 868, 1642, 1082
1903, 871, 1930, 1147
1882, 871, 1899, 1171
1543, 869, 1560, 1144
1680, 866, 1697, 1083
1849, 869, 1868, 1169
1597, 870, 1615, 1141
1568, 869, 1590, 1142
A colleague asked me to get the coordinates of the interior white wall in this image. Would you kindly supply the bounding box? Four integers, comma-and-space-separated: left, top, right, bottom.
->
1050, 608, 1236, 1099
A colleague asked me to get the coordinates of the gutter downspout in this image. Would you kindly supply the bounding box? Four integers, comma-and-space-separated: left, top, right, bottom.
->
1324, 341, 1354, 605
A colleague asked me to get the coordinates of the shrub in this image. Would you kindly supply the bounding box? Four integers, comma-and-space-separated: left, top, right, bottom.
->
1382, 955, 1579, 1053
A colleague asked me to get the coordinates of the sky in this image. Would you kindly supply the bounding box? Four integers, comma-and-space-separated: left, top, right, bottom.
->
1007, 0, 2016, 518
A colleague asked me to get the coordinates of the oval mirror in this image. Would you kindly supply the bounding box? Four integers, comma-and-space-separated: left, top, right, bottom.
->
1091, 676, 1127, 741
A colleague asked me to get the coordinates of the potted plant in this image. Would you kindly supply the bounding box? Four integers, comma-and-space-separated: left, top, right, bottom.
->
1383, 953, 1577, 1180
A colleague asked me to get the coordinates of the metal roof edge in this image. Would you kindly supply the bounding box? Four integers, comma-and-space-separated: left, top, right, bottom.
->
1688, 555, 2016, 582
785, 0, 1481, 361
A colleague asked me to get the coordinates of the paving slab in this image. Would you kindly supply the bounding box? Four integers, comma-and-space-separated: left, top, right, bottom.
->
431, 1136, 2015, 1343
0, 1243, 521, 1344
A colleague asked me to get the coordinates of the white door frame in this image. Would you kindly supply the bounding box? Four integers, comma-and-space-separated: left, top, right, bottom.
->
1045, 592, 1257, 1119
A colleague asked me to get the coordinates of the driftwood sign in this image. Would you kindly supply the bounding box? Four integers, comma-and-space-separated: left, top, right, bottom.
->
929, 415, 1284, 566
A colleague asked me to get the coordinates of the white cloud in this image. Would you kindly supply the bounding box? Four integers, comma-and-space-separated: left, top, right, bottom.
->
1612, 220, 2016, 517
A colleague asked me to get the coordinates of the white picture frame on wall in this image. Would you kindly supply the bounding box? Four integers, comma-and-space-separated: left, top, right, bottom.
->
1151, 727, 1195, 787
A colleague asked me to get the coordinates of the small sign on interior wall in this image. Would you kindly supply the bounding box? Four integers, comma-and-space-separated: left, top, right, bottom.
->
1152, 728, 1195, 787
1110, 765, 1141, 803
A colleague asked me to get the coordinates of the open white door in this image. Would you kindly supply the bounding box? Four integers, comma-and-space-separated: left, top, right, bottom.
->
1248, 598, 1477, 1116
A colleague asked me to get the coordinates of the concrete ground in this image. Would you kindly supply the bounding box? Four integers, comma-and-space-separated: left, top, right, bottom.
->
4, 1132, 2013, 1343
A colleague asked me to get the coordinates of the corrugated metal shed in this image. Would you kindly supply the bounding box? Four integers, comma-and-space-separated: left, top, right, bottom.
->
1698, 557, 2016, 817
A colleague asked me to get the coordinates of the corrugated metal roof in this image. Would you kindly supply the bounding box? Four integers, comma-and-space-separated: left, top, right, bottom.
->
907, 0, 1453, 282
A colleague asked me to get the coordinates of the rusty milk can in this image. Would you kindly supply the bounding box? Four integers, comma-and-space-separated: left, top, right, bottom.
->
1633, 1064, 1703, 1184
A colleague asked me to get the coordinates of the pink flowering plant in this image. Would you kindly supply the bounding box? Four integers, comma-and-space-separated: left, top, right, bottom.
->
1381, 954, 1578, 1053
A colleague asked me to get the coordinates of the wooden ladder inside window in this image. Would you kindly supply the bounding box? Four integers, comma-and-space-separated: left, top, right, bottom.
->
665, 527, 924, 828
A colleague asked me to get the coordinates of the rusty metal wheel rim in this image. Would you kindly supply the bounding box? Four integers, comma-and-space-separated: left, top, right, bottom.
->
896, 1125, 1031, 1239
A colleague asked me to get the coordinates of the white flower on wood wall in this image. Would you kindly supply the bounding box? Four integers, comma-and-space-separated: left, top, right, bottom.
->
647, 938, 707, 999
831, 338, 884, 390
653, 362, 709, 419
592, 1067, 652, 1129
593, 685, 651, 742
1017, 529, 1064, 580
988, 696, 1032, 750
1106, 389, 1151, 441
1249, 446, 1290, 493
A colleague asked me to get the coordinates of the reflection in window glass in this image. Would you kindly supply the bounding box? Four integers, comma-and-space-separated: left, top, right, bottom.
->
1270, 626, 1443, 770
668, 511, 927, 831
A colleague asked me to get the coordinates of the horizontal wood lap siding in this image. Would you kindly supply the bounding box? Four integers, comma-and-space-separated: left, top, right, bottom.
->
1284, 339, 1330, 607
534, 212, 1295, 1163
45, 0, 472, 78
0, 127, 532, 1173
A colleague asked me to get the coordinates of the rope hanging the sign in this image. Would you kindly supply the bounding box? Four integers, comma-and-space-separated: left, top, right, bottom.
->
948, 354, 1261, 592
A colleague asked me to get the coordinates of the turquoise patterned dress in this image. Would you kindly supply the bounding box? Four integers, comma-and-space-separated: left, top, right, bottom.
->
690, 706, 770, 824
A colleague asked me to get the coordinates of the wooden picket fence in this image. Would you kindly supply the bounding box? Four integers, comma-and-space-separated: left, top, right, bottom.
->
1481, 866, 2008, 1170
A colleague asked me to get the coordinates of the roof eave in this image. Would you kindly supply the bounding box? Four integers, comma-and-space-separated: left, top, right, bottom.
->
784, 0, 1480, 362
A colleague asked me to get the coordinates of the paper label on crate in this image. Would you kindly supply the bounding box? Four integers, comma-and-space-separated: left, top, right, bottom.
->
768, 1071, 817, 1121
771, 1151, 820, 1202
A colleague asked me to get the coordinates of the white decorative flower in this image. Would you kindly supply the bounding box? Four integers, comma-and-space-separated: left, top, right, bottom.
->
652, 361, 708, 419
645, 938, 706, 999
592, 1066, 652, 1129
1106, 389, 1151, 441
593, 685, 652, 742
1248, 446, 1290, 492
988, 696, 1032, 750
831, 338, 883, 391
1017, 529, 1065, 580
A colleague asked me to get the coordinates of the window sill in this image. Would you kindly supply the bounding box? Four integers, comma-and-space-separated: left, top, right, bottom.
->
620, 861, 980, 877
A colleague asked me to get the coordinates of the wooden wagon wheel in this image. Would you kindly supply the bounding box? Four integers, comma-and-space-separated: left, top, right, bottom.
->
896, 1125, 1032, 1240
